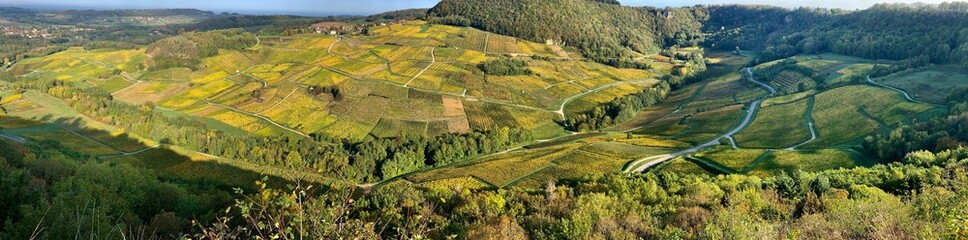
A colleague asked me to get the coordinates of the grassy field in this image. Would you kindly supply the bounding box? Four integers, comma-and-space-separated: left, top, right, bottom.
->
693, 147, 769, 172
746, 149, 856, 177
878, 64, 968, 104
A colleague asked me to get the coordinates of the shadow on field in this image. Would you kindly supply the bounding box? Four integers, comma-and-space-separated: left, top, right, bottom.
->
0, 114, 290, 191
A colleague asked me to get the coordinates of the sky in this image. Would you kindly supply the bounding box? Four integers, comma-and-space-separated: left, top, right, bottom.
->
0, 0, 954, 16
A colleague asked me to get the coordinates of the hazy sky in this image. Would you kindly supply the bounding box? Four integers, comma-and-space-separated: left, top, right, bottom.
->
0, 0, 954, 16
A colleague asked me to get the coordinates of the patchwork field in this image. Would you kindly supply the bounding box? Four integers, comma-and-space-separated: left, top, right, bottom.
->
10, 20, 661, 141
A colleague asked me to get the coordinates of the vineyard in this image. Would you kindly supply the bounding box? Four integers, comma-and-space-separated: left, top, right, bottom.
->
733, 97, 811, 148
805, 85, 934, 148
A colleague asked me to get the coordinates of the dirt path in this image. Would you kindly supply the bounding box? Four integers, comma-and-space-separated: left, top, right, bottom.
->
625, 99, 763, 173
746, 68, 778, 96
328, 37, 341, 53
554, 79, 654, 119
785, 97, 817, 150
866, 75, 939, 106
261, 88, 298, 114
404, 47, 435, 87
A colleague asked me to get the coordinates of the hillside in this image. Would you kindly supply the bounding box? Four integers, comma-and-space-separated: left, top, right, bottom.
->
427, 0, 707, 68
705, 3, 968, 68
4, 2, 968, 239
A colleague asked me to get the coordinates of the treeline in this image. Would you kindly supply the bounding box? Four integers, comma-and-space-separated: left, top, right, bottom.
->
8, 78, 532, 183
365, 8, 428, 21
195, 146, 968, 239
427, 0, 707, 68
705, 3, 968, 70
864, 87, 968, 161
145, 29, 257, 70
563, 52, 706, 131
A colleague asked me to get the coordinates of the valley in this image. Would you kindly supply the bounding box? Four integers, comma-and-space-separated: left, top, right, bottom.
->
1, 1, 968, 239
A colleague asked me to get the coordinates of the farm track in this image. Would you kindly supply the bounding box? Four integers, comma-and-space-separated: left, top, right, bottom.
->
404, 47, 435, 87
554, 79, 655, 119
261, 88, 298, 114
628, 68, 775, 173
785, 97, 817, 150
866, 75, 941, 106
0, 132, 27, 143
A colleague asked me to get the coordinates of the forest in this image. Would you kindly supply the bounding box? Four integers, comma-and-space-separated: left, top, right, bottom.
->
427, 0, 707, 68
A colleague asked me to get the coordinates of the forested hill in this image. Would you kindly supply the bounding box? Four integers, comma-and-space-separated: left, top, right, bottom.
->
427, 0, 707, 68
705, 3, 968, 68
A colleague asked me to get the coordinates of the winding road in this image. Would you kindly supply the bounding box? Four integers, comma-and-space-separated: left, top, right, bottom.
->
625, 99, 762, 173
627, 67, 776, 173
865, 75, 935, 105
785, 122, 817, 150
746, 68, 778, 96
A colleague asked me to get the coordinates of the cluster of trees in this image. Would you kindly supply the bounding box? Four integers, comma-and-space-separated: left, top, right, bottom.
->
8, 77, 533, 183
0, 138, 234, 239
145, 29, 257, 70
563, 51, 706, 131
478, 58, 531, 76
563, 81, 670, 131
192, 146, 968, 239
427, 0, 707, 68
864, 88, 968, 161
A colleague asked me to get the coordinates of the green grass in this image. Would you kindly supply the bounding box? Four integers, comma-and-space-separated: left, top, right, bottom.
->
746, 149, 856, 177
879, 64, 968, 104
693, 147, 769, 172
734, 97, 810, 148
657, 157, 711, 176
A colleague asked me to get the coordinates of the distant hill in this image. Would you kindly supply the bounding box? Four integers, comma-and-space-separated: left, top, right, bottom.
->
427, 0, 706, 68
704, 3, 968, 68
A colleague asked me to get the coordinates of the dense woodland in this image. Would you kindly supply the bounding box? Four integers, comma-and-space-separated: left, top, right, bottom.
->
427, 0, 707, 68
705, 3, 968, 69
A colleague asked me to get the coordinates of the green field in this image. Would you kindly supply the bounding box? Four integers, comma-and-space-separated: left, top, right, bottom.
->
746, 149, 856, 177
734, 97, 811, 148
805, 85, 934, 148
878, 64, 968, 104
